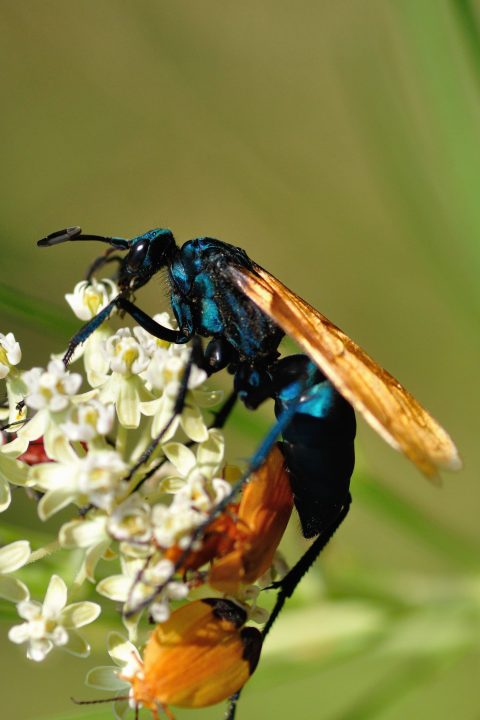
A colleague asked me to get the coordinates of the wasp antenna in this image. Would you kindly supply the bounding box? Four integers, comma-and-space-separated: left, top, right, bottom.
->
37, 227, 129, 250
71, 695, 130, 705
37, 226, 82, 246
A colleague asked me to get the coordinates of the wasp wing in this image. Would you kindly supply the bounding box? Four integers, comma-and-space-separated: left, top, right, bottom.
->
228, 263, 461, 480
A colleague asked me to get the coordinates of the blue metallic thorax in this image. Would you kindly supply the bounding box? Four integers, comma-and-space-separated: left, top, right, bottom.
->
169, 237, 284, 361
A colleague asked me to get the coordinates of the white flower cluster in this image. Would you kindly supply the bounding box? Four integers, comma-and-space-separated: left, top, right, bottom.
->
0, 278, 281, 693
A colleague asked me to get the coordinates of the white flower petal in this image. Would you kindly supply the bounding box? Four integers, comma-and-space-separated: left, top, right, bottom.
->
162, 442, 196, 475
196, 429, 225, 468
43, 575, 67, 617
86, 665, 129, 691
180, 406, 208, 442
107, 632, 141, 666
60, 601, 101, 628
59, 516, 108, 549
1, 435, 29, 456
0, 478, 11, 512
116, 378, 141, 428
38, 488, 75, 520
84, 540, 112, 582
166, 581, 189, 600
96, 575, 132, 602
85, 329, 113, 387
8, 622, 30, 644
0, 575, 29, 603
52, 625, 69, 646
17, 600, 40, 620
0, 540, 31, 573
0, 454, 29, 487
18, 409, 48, 441
138, 397, 162, 417
63, 630, 90, 657
27, 638, 53, 661
30, 461, 72, 490
150, 600, 170, 623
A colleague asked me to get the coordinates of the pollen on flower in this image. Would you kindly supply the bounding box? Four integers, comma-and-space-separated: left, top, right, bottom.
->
65, 279, 119, 321
23, 359, 82, 412
60, 400, 115, 441
106, 329, 150, 376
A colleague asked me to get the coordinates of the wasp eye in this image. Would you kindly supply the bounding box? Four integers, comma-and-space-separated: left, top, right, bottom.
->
127, 240, 149, 271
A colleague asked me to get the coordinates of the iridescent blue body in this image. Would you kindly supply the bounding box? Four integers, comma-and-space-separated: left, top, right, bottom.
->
38, 226, 356, 538
167, 236, 356, 537
168, 237, 284, 361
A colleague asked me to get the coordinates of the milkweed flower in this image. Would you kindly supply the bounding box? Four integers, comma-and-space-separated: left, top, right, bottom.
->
60, 399, 115, 443
31, 448, 128, 519
65, 279, 118, 322
19, 360, 83, 458
140, 344, 222, 442
97, 555, 189, 638
8, 574, 100, 661
23, 359, 82, 413
59, 511, 111, 582
98, 328, 154, 429
1, 285, 293, 715
65, 279, 119, 384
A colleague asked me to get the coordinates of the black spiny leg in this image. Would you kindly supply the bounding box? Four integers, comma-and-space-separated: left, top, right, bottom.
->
63, 294, 187, 367
262, 492, 352, 638
224, 494, 352, 720
85, 248, 123, 282
225, 692, 240, 720
211, 390, 238, 429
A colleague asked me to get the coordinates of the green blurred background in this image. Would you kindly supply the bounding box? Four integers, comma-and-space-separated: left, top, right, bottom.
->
1, 1, 479, 719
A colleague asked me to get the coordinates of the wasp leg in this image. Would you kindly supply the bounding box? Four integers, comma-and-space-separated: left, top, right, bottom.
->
224, 494, 352, 720
63, 295, 188, 366
124, 380, 310, 619
211, 390, 237, 429
263, 492, 351, 638
225, 691, 240, 720
84, 248, 123, 282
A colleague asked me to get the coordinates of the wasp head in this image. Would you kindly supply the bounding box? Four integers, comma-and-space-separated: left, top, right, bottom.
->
118, 228, 177, 292
38, 226, 178, 294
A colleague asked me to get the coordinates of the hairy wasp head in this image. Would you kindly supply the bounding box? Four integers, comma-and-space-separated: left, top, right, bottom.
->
119, 228, 177, 292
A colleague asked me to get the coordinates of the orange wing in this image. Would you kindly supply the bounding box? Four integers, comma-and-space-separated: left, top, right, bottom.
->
228, 263, 461, 480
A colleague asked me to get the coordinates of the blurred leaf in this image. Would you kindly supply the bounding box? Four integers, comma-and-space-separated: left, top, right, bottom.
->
0, 283, 77, 336
355, 474, 480, 569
